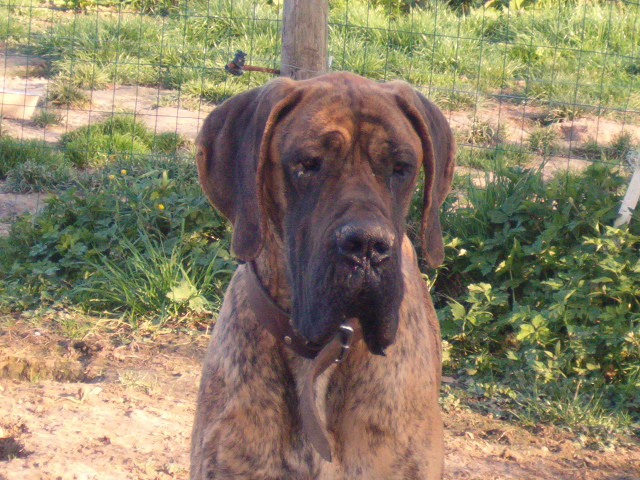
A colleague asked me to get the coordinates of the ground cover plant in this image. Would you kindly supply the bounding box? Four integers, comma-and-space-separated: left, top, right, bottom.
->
432, 163, 640, 444
0, 113, 191, 191
0, 155, 234, 321
0, 136, 66, 180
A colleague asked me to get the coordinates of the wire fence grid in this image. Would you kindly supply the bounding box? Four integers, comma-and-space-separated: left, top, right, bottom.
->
0, 0, 639, 223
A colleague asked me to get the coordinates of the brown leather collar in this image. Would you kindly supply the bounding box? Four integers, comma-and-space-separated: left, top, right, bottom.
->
245, 261, 323, 359
244, 261, 362, 462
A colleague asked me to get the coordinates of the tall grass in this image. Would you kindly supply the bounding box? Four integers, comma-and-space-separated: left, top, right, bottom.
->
2, 0, 637, 115
70, 233, 234, 323
0, 155, 231, 315
0, 137, 66, 179
59, 113, 191, 167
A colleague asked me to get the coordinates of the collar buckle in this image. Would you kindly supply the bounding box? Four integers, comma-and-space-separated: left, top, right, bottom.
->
334, 324, 355, 363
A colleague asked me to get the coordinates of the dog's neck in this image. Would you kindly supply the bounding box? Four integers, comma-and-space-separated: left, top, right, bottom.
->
252, 228, 292, 313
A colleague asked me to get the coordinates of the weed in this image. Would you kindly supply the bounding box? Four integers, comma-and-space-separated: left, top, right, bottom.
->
118, 370, 159, 394
71, 234, 233, 322
2, 0, 636, 118
54, 61, 110, 90
465, 120, 505, 146
152, 131, 191, 155
0, 137, 64, 179
0, 158, 231, 319
608, 131, 636, 161
32, 109, 62, 128
60, 113, 155, 168
573, 138, 603, 161
434, 163, 640, 432
58, 114, 193, 167
435, 90, 480, 111
47, 79, 89, 108
154, 91, 205, 112
5, 161, 77, 193
456, 143, 531, 171
454, 376, 637, 447
573, 133, 636, 162
543, 104, 587, 125
528, 126, 558, 155
510, 382, 635, 447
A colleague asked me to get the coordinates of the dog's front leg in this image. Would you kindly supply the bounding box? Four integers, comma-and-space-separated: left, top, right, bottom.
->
190, 272, 319, 480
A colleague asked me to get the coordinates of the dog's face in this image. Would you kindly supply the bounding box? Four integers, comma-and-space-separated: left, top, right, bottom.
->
264, 89, 423, 354
196, 72, 455, 355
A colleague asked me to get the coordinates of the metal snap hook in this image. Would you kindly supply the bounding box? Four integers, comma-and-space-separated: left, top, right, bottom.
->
335, 324, 355, 363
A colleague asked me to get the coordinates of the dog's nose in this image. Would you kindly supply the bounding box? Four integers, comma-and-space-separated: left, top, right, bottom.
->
334, 222, 394, 266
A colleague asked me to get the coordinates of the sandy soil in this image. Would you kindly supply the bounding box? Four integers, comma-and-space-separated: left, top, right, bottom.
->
1, 53, 214, 144
0, 317, 638, 480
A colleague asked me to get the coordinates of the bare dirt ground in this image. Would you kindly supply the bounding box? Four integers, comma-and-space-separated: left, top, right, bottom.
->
0, 316, 638, 480
1, 53, 214, 143
2, 53, 640, 479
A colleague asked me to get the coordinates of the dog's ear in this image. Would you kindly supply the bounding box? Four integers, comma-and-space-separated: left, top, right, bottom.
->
390, 83, 456, 268
196, 78, 299, 261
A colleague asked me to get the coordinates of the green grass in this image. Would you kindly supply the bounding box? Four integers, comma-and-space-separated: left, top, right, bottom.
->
455, 143, 532, 171
464, 120, 505, 146
0, 0, 637, 120
59, 113, 191, 167
442, 378, 636, 450
70, 233, 234, 324
527, 126, 558, 155
32, 109, 63, 128
5, 160, 78, 193
0, 134, 77, 193
4, 157, 636, 445
0, 154, 231, 313
433, 163, 640, 441
47, 78, 90, 108
573, 131, 637, 162
0, 137, 66, 179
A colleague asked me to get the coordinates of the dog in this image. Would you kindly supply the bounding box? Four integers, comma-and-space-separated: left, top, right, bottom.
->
190, 71, 455, 480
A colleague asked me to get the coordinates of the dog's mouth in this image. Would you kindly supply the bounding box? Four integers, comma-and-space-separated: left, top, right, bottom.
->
289, 239, 404, 356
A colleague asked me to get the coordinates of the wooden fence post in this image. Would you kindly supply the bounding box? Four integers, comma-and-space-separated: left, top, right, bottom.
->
281, 0, 328, 80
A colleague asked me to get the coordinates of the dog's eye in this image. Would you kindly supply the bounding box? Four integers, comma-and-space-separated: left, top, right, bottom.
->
295, 157, 322, 178
392, 162, 410, 177
302, 157, 321, 172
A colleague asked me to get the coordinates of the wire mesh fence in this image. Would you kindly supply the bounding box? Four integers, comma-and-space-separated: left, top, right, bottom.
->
2, 2, 640, 433
0, 0, 639, 216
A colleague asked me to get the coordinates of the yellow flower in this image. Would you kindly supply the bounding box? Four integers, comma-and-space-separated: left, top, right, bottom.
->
157, 204, 165, 210
120, 169, 127, 175
108, 174, 115, 180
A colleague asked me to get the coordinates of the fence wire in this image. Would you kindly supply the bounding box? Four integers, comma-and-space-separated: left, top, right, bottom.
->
0, 0, 639, 221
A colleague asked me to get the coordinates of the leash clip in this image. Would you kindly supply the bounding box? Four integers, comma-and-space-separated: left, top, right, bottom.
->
334, 324, 355, 363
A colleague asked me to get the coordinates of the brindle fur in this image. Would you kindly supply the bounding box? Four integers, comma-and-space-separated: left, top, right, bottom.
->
191, 72, 455, 480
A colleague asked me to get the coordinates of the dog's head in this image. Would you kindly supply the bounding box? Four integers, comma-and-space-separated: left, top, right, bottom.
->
197, 72, 454, 355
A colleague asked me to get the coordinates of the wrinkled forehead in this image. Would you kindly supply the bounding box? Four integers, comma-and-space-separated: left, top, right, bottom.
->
275, 87, 422, 159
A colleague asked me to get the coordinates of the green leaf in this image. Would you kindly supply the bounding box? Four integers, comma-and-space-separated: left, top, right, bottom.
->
516, 324, 535, 341
450, 301, 466, 321
166, 279, 197, 304
188, 295, 209, 314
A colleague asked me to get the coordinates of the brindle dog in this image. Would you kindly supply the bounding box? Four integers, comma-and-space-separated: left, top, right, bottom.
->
191, 72, 455, 480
